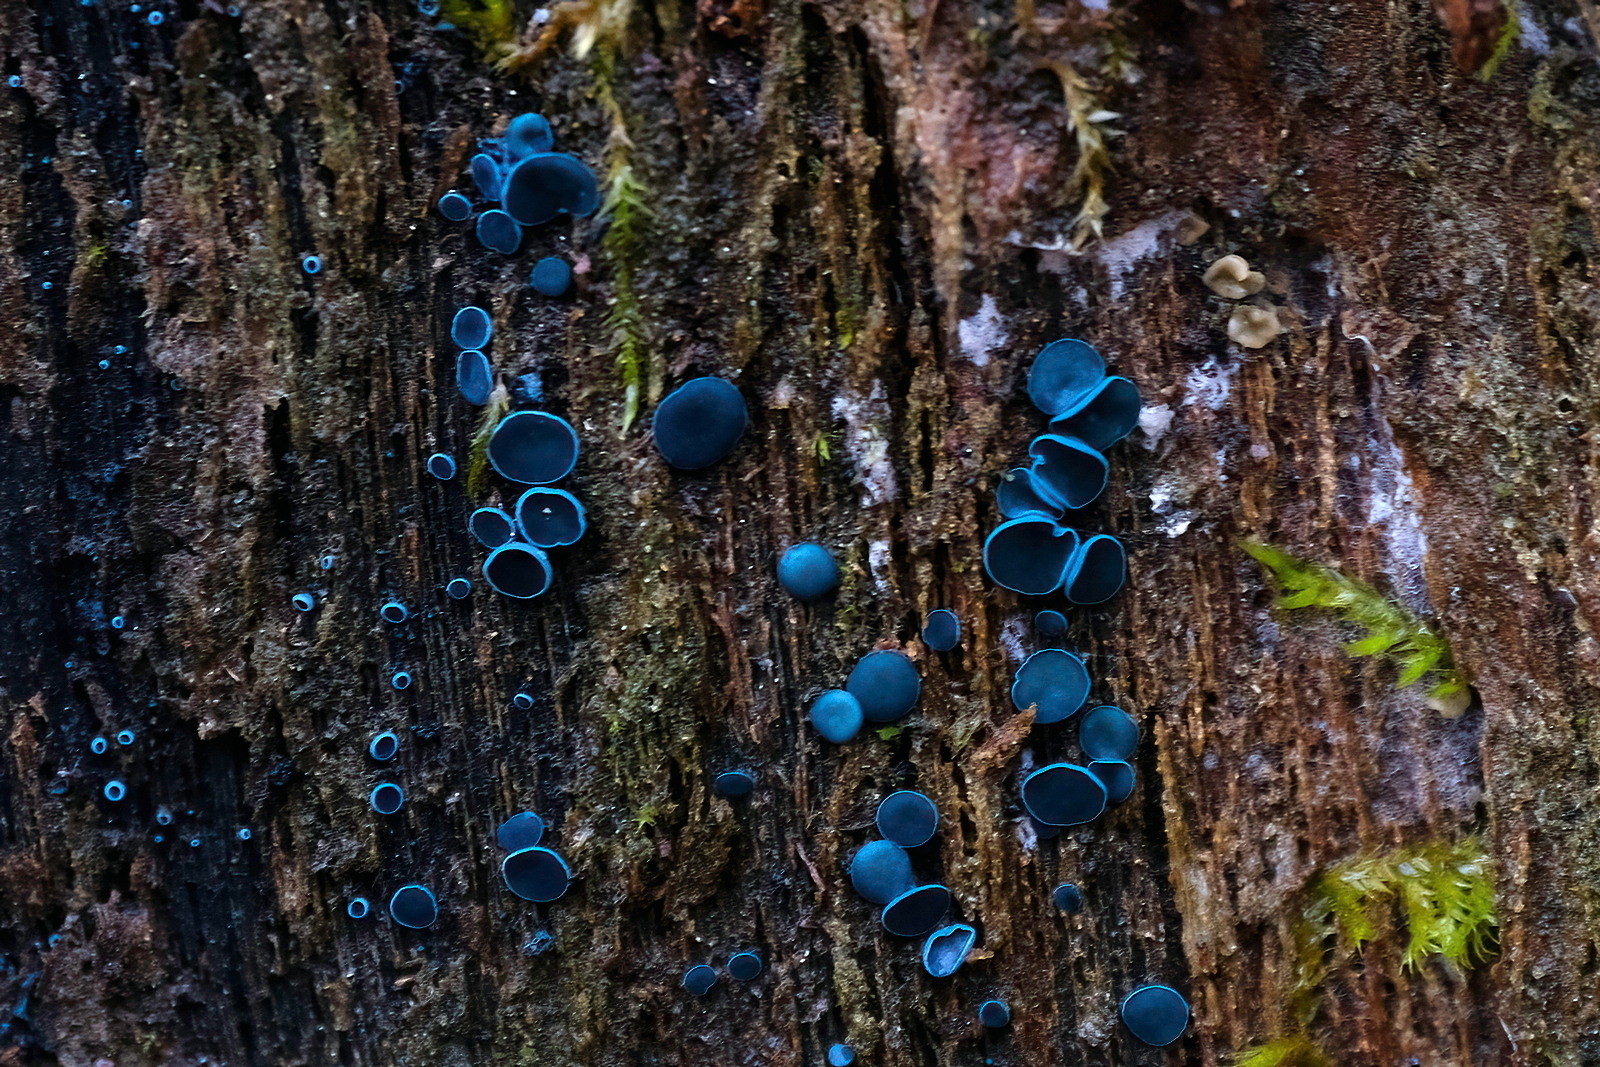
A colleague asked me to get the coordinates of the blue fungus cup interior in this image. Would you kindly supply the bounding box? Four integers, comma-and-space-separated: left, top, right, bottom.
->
651, 377, 749, 470
1079, 705, 1139, 761
104, 780, 126, 802
875, 791, 939, 848
921, 923, 976, 978
996, 466, 1065, 521
497, 811, 545, 851
483, 543, 555, 600
1065, 534, 1127, 606
714, 770, 755, 797
391, 671, 413, 690
456, 350, 493, 406
827, 1045, 856, 1067
111, 614, 127, 629
809, 689, 864, 744
984, 518, 1079, 596
726, 951, 764, 981
501, 846, 573, 902
845, 650, 920, 723
237, 828, 252, 841
1053, 882, 1085, 914
381, 601, 410, 624
470, 506, 517, 548
451, 306, 493, 351
849, 841, 915, 905
1050, 376, 1142, 451
978, 1000, 1012, 1028
777, 542, 840, 601
446, 577, 473, 600
515, 487, 587, 548
369, 731, 400, 761
370, 782, 405, 815
437, 191, 472, 222
880, 884, 952, 938
1028, 434, 1109, 511
1087, 759, 1137, 805
346, 897, 370, 919
1027, 338, 1105, 417
300, 254, 322, 275
1021, 763, 1107, 827
502, 153, 602, 226
1035, 609, 1068, 637
427, 452, 458, 481
487, 411, 579, 484
477, 208, 523, 255
681, 964, 718, 997
389, 884, 439, 929
293, 592, 316, 612
91, 736, 109, 755
116, 729, 135, 746
921, 609, 961, 652
471, 153, 504, 202
1012, 648, 1091, 724
506, 112, 554, 157
512, 692, 535, 710
530, 256, 573, 297
1120, 985, 1190, 1047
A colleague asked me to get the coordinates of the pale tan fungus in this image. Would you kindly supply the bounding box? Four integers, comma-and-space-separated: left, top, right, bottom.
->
1203, 254, 1267, 299
1228, 304, 1283, 348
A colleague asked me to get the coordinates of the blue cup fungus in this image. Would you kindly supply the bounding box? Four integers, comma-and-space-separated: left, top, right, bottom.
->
848, 840, 915, 905
808, 689, 864, 744
726, 951, 763, 981
827, 1045, 856, 1067
514, 487, 587, 547
111, 614, 127, 629
530, 256, 573, 297
238, 828, 252, 841
983, 517, 1078, 595
502, 153, 601, 225
451, 306, 493, 351
497, 811, 545, 850
381, 601, 409, 624
1087, 759, 1136, 805
476, 208, 523, 255
1065, 534, 1126, 605
1049, 376, 1141, 450
469, 506, 517, 548
512, 692, 535, 710
1027, 434, 1109, 510
996, 466, 1064, 520
681, 964, 717, 996
777, 542, 840, 600
293, 592, 316, 612
1011, 649, 1091, 724
1034, 609, 1067, 637
483, 543, 554, 599
427, 452, 457, 481
104, 780, 126, 802
501, 846, 573, 902
921, 609, 961, 652
116, 729, 135, 746
1027, 338, 1105, 417
1020, 763, 1106, 826
714, 770, 755, 797
446, 577, 473, 599
456, 350, 493, 406
880, 884, 951, 938
1052, 882, 1084, 914
1120, 985, 1190, 1046
651, 377, 748, 470
470, 153, 504, 201
370, 782, 405, 814
91, 736, 108, 754
875, 791, 938, 848
1078, 705, 1139, 761
978, 1000, 1011, 1028
391, 671, 413, 690
845, 650, 920, 723
369, 731, 400, 761
505, 113, 554, 157
346, 897, 370, 919
920, 923, 976, 978
437, 191, 472, 221
389, 884, 438, 929
487, 411, 579, 484
300, 254, 322, 274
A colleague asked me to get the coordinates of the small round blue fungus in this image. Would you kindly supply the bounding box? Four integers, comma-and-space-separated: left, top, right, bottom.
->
300, 253, 321, 275
369, 731, 400, 761
726, 951, 763, 981
996, 467, 1064, 520
6, 75, 20, 88
90, 736, 109, 755
292, 592, 316, 612
1050, 376, 1142, 450
845, 650, 920, 723
505, 112, 554, 158
451, 306, 493, 351
777, 542, 839, 601
529, 256, 573, 297
470, 153, 504, 202
456, 349, 493, 406
370, 782, 405, 815
921, 609, 961, 652
1020, 763, 1106, 827
104, 780, 126, 802
651, 377, 749, 471
476, 208, 523, 255
880, 884, 951, 938
437, 191, 471, 221
1028, 435, 1109, 511
1087, 759, 1136, 805
389, 884, 438, 929
427, 452, 458, 481
501, 845, 573, 902
497, 811, 545, 851
116, 729, 135, 746
514, 487, 587, 547
681, 963, 717, 996
147, 9, 164, 24
1011, 648, 1091, 724
189, 837, 201, 848
98, 359, 110, 370
849, 840, 915, 905
1078, 705, 1139, 761
827, 1045, 856, 1067
1053, 882, 1084, 914
418, 0, 440, 13
446, 577, 473, 599
110, 615, 126, 629
347, 897, 370, 919
391, 671, 413, 690
1065, 534, 1127, 605
983, 517, 1078, 596
469, 506, 517, 548
876, 791, 938, 848
381, 601, 410, 624
486, 411, 579, 485
1027, 338, 1105, 417
1034, 611, 1067, 640
978, 1000, 1012, 1028
808, 689, 864, 744
502, 153, 601, 225
319, 555, 336, 570
920, 923, 976, 978
237, 827, 252, 841
483, 543, 554, 600
714, 770, 755, 797
155, 807, 173, 826
1120, 985, 1190, 1047
512, 692, 535, 710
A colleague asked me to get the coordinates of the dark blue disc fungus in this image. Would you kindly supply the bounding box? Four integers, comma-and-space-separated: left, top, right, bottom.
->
483, 543, 554, 599
1035, 609, 1067, 637
978, 1000, 1012, 1028
880, 884, 951, 938
111, 614, 127, 628
921, 609, 961, 652
391, 671, 413, 690
476, 209, 523, 255
921, 923, 976, 978
514, 487, 587, 547
301, 254, 322, 275
370, 782, 405, 814
469, 506, 517, 548
777, 542, 840, 600
1028, 434, 1109, 510
437, 191, 472, 221
497, 812, 545, 851
389, 884, 438, 929
1053, 882, 1084, 914
1065, 534, 1126, 605
505, 112, 554, 157
983, 517, 1078, 596
1027, 338, 1105, 417
238, 828, 253, 841
875, 791, 939, 848
501, 846, 573, 902
681, 964, 718, 996
1011, 649, 1091, 724
1079, 705, 1139, 761
530, 256, 573, 297
369, 731, 400, 761
104, 780, 126, 802
809, 689, 864, 744
726, 951, 764, 981
346, 897, 370, 919
487, 411, 579, 484
446, 577, 473, 599
427, 452, 457, 480
1050, 376, 1141, 450
1020, 763, 1107, 826
381, 601, 410, 624
848, 841, 915, 905
827, 1045, 856, 1067
502, 153, 601, 225
451, 306, 493, 351
512, 692, 535, 710
714, 770, 755, 797
116, 729, 135, 746
90, 736, 108, 754
1088, 759, 1136, 804
1120, 985, 1190, 1046
996, 466, 1064, 520
845, 650, 920, 723
651, 377, 748, 470
293, 592, 316, 612
470, 153, 504, 201
456, 349, 493, 406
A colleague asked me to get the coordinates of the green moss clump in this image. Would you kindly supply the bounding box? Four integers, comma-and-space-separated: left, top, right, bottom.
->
1478, 2, 1521, 82
441, 0, 520, 57
1232, 1037, 1333, 1067
600, 160, 651, 432
466, 392, 510, 500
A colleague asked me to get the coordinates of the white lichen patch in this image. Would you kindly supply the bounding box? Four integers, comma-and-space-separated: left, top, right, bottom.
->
958, 295, 1009, 367
830, 381, 900, 507
867, 539, 892, 590
1096, 211, 1187, 299
1137, 403, 1174, 449
1182, 358, 1239, 411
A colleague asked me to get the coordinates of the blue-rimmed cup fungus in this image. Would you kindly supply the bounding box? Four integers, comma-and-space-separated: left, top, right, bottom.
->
487, 411, 579, 484
827, 1044, 856, 1066
346, 897, 370, 919
470, 153, 503, 201
920, 923, 976, 978
497, 812, 545, 851
714, 770, 755, 797
505, 112, 553, 157
451, 306, 493, 351
104, 780, 126, 802
437, 191, 471, 221
389, 885, 438, 929
116, 729, 135, 746
1052, 882, 1084, 914
512, 692, 535, 710
651, 377, 748, 470
996, 466, 1065, 520
1087, 759, 1136, 804
502, 153, 601, 225
1027, 339, 1105, 417
1120, 985, 1190, 1046
456, 350, 492, 406
1034, 610, 1067, 637
1020, 763, 1106, 826
391, 671, 413, 690
1011, 649, 1091, 724
91, 736, 108, 754
483, 543, 554, 599
476, 209, 523, 255
1028, 435, 1109, 510
381, 601, 409, 624
1049, 376, 1141, 451
514, 487, 587, 547
809, 689, 864, 744
848, 840, 914, 904
777, 542, 840, 600
875, 791, 938, 848
726, 951, 763, 981
845, 650, 920, 723
983, 518, 1078, 595
293, 592, 316, 612
370, 782, 405, 814
237, 828, 252, 841
978, 1000, 1011, 1028
469, 506, 516, 548
880, 884, 951, 938
300, 254, 322, 275
369, 731, 400, 761
921, 609, 961, 651
1078, 705, 1139, 761
530, 257, 573, 297
681, 964, 717, 996
446, 577, 472, 599
1065, 534, 1126, 605
427, 452, 457, 481
501, 846, 573, 902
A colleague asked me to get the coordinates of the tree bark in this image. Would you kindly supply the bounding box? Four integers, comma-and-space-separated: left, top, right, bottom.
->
2, 0, 1598, 1064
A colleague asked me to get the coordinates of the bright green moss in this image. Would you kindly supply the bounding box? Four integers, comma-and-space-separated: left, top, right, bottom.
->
1231, 1037, 1333, 1067
441, 0, 519, 57
466, 392, 510, 500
